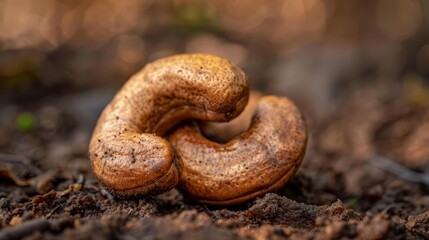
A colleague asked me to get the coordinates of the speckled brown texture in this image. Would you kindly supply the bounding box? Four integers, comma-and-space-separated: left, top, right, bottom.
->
89, 54, 249, 198
168, 96, 307, 205
200, 91, 262, 142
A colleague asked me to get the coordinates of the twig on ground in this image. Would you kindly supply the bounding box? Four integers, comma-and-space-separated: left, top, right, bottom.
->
203, 205, 219, 220
100, 188, 116, 203
0, 217, 73, 240
0, 153, 42, 174
0, 219, 51, 240
369, 154, 429, 187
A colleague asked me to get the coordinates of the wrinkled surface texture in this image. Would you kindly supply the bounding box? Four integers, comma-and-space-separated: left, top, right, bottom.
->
200, 91, 263, 142
169, 96, 307, 205
89, 54, 249, 198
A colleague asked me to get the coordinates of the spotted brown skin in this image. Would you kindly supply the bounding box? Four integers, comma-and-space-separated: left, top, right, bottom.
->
200, 90, 262, 142
168, 96, 307, 205
89, 54, 249, 198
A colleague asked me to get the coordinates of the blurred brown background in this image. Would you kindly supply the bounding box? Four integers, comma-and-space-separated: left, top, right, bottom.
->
1, 0, 429, 161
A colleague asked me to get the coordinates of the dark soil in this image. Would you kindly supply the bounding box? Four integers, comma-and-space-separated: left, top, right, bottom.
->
0, 87, 429, 240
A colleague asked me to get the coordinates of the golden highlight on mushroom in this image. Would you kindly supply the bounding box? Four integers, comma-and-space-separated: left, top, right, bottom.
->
168, 96, 307, 205
89, 54, 249, 198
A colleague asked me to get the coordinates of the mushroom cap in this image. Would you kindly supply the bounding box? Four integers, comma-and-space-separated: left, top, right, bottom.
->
89, 54, 249, 198
169, 96, 308, 205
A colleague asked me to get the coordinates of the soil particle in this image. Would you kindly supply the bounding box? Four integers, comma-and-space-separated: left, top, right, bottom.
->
406, 210, 429, 238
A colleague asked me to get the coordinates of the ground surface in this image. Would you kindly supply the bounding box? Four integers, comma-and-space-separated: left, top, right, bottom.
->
0, 86, 429, 240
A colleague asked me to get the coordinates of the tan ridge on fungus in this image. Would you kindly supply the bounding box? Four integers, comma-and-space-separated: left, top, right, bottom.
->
89, 54, 249, 198
200, 90, 262, 142
168, 96, 308, 205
